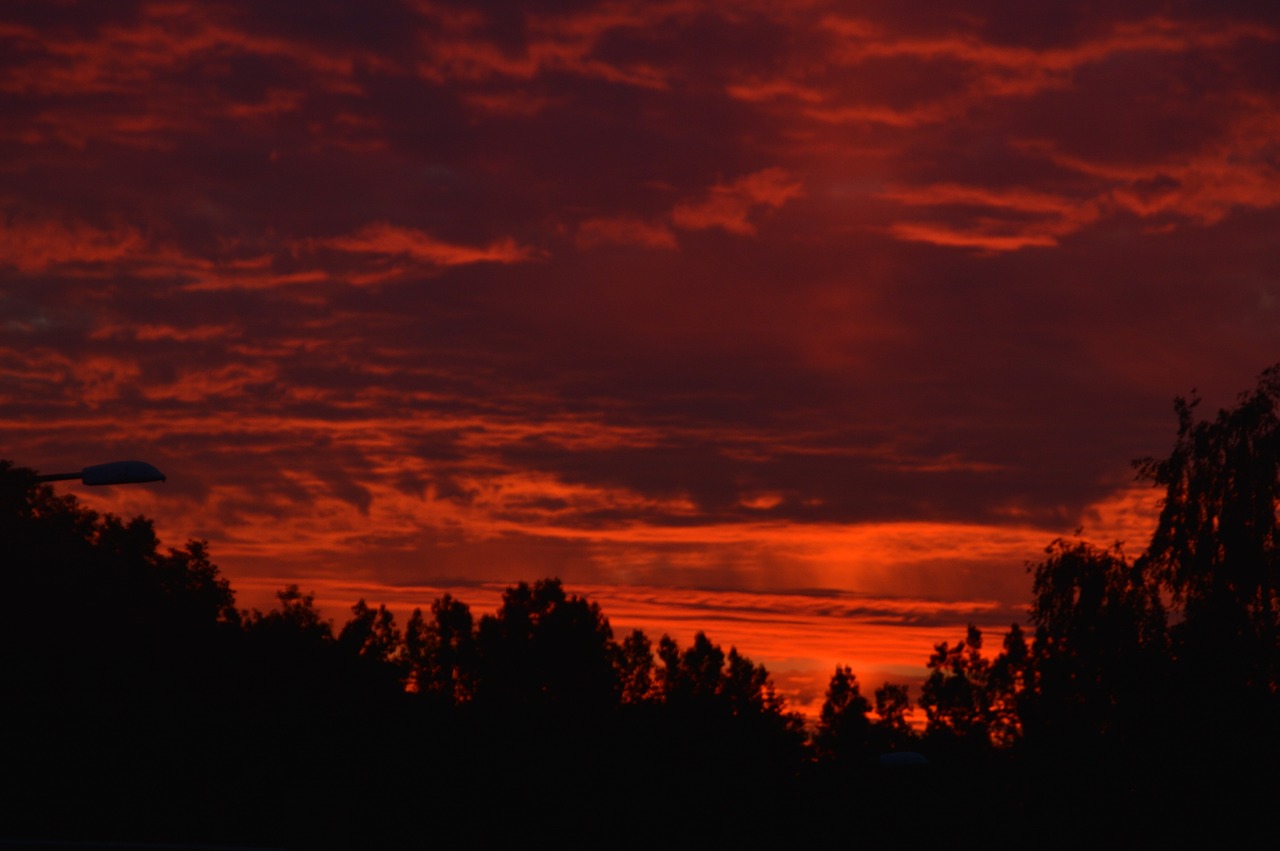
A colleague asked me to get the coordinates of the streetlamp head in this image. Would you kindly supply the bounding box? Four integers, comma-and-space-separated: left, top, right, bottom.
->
80, 460, 166, 486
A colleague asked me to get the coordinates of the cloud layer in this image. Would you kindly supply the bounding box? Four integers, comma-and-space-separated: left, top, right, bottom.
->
3, 0, 1277, 708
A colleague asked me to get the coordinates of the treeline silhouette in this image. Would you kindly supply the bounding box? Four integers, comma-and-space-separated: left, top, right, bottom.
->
5, 365, 1280, 848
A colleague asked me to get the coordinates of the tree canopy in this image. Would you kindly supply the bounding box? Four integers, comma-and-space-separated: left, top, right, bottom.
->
4, 364, 1280, 845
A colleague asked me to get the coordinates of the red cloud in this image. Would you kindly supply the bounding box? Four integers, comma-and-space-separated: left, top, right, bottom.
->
879, 184, 1104, 252
1037, 107, 1280, 226
576, 216, 677, 250
322, 223, 542, 268
415, 2, 678, 90
732, 14, 1278, 132
672, 168, 804, 235
0, 3, 373, 98
0, 214, 147, 271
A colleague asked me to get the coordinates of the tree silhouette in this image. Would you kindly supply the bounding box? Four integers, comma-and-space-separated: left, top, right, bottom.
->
1020, 538, 1164, 750
814, 665, 873, 763
986, 623, 1029, 747
404, 593, 476, 702
872, 683, 914, 750
616, 628, 656, 703
722, 646, 781, 717
657, 631, 724, 703
473, 578, 617, 709
1, 463, 272, 843
152, 538, 238, 626
246, 584, 332, 641
651, 631, 799, 728
920, 624, 989, 743
339, 599, 402, 664
921, 621, 1033, 751
1136, 364, 1280, 700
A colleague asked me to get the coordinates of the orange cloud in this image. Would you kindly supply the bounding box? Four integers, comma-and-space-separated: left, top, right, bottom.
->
877, 183, 1107, 251
672, 168, 804, 235
1075, 481, 1162, 550
461, 90, 554, 118
1037, 105, 1280, 226
576, 216, 678, 250
818, 14, 1277, 102
0, 347, 150, 410
323, 223, 542, 268
0, 3, 396, 153
884, 222, 1059, 252
724, 79, 824, 105
88, 322, 241, 343
801, 102, 956, 128
0, 224, 320, 291
881, 184, 1078, 215
415, 1, 680, 90
0, 214, 147, 271
141, 363, 280, 403
0, 2, 372, 98
724, 14, 1278, 138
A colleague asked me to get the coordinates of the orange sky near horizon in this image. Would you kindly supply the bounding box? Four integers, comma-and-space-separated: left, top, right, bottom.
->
67, 472, 1162, 717
3, 1, 1278, 718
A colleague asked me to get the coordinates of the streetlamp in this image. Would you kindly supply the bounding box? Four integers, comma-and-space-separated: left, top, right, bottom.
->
36, 460, 167, 486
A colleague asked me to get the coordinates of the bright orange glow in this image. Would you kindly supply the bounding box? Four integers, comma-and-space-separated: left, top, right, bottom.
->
66, 470, 1162, 720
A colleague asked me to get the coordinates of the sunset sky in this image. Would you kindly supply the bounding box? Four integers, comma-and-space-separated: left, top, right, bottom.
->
3, 0, 1278, 715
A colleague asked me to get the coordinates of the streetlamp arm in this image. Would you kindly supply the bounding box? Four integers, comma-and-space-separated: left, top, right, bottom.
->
34, 472, 84, 483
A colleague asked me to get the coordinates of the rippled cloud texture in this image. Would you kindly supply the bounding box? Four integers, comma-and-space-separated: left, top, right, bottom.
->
3, 0, 1278, 711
